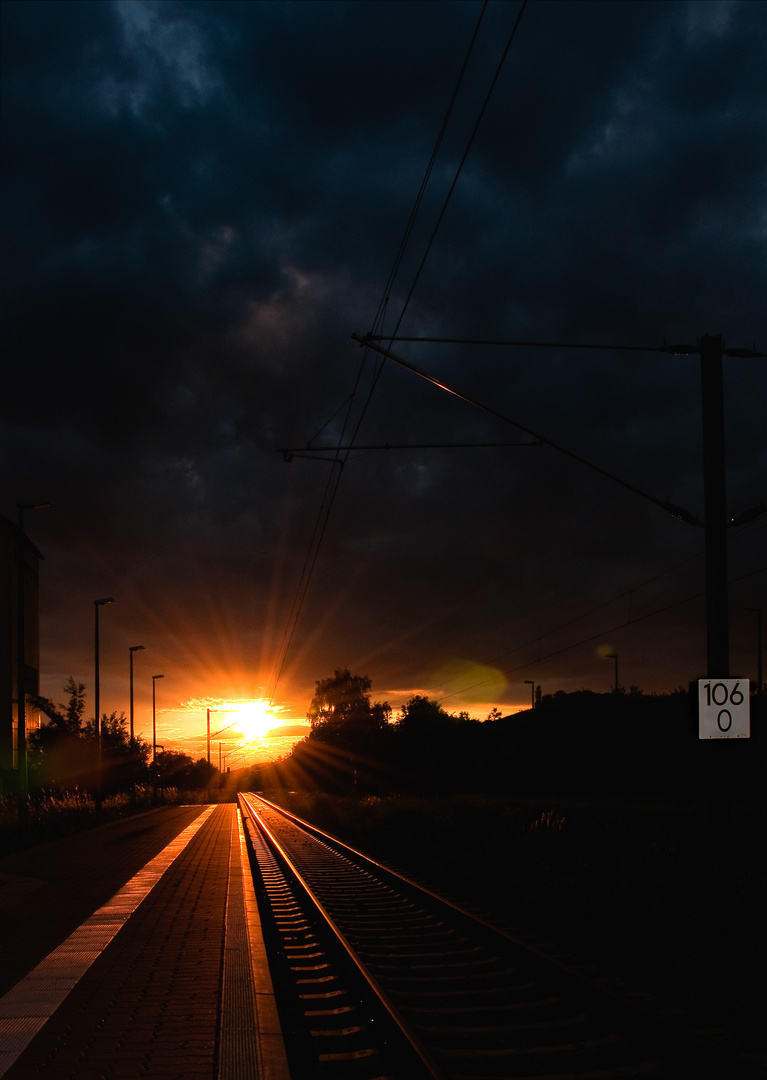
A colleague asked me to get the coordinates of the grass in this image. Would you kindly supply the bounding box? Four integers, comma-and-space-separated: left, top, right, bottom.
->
0, 785, 226, 853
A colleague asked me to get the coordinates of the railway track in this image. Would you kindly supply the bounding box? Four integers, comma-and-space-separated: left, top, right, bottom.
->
238, 792, 762, 1080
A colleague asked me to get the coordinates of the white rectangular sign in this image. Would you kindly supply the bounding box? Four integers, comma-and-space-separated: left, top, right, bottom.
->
698, 679, 750, 739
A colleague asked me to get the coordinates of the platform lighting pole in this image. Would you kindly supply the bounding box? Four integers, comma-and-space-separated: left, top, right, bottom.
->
606, 653, 619, 693
129, 646, 144, 806
129, 646, 144, 751
605, 653, 620, 795
94, 598, 115, 805
524, 679, 535, 710
151, 675, 164, 807
152, 675, 164, 763
204, 708, 212, 802
524, 679, 536, 792
16, 502, 49, 813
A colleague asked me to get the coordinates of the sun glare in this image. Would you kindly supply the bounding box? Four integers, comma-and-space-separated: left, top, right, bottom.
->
230, 699, 274, 740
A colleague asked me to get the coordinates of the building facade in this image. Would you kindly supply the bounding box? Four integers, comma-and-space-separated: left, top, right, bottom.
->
1, 513, 43, 794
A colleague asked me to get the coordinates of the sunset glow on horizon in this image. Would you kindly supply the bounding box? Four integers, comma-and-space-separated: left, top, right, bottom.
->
221, 698, 276, 739
129, 693, 311, 767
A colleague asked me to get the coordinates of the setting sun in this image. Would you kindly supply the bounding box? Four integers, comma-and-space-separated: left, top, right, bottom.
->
228, 699, 275, 739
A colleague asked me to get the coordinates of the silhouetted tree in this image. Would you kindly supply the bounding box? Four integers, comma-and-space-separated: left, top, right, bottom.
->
152, 749, 210, 790
29, 678, 94, 792
93, 712, 150, 793
29, 679, 151, 795
397, 695, 453, 730
308, 668, 390, 746
32, 676, 86, 733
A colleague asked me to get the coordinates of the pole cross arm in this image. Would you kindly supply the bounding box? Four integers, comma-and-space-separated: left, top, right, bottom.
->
352, 333, 699, 526
360, 335, 765, 359
664, 502, 703, 527
724, 347, 767, 359
281, 449, 345, 465
729, 503, 766, 528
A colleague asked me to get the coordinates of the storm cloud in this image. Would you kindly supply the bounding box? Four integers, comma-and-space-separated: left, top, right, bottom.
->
3, 0, 765, 746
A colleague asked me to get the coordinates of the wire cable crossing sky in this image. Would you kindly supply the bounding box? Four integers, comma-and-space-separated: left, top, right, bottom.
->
2, 0, 765, 757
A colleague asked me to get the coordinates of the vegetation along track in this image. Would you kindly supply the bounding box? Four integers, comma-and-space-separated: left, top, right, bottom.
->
238, 793, 761, 1080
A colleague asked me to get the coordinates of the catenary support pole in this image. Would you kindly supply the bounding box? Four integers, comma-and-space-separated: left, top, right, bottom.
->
699, 334, 729, 678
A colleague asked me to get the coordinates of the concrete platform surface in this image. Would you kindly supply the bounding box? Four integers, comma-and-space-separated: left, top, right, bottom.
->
0, 803, 289, 1080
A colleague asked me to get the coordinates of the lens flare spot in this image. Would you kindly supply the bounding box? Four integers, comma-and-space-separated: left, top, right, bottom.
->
431, 658, 507, 705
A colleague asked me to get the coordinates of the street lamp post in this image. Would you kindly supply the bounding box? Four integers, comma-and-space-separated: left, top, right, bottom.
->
129, 646, 145, 752
606, 653, 619, 694
152, 675, 164, 763
152, 674, 164, 806
605, 653, 620, 796
129, 646, 144, 805
94, 597, 116, 805
524, 679, 536, 793
524, 679, 535, 710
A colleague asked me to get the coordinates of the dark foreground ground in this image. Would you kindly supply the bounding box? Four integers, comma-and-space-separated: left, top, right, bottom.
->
266, 791, 767, 1067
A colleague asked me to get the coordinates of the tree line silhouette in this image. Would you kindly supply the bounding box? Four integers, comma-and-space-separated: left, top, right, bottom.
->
27, 669, 761, 803
243, 667, 761, 799
26, 678, 217, 797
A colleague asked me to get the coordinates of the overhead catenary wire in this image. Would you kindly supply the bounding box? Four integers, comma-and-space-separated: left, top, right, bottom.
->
383, 516, 766, 711
367, 0, 491, 342
408, 561, 767, 710
353, 333, 702, 526
266, 4, 527, 705
372, 0, 528, 359
444, 548, 711, 678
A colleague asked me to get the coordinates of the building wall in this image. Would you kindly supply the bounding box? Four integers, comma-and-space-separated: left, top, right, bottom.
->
0, 514, 42, 792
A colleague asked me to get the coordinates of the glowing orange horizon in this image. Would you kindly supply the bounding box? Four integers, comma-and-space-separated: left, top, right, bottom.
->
218, 698, 275, 739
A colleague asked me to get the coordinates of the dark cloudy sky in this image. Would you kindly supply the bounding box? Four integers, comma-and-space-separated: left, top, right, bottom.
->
3, 0, 765, 755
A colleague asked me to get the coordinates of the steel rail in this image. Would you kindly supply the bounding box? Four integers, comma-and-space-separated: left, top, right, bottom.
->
239, 793, 448, 1080
243, 793, 765, 1080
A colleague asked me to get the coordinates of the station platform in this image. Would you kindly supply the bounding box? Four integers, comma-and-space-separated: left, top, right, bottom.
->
0, 803, 290, 1080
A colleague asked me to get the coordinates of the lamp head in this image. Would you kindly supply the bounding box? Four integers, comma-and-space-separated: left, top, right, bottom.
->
130, 645, 145, 653
95, 597, 115, 606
